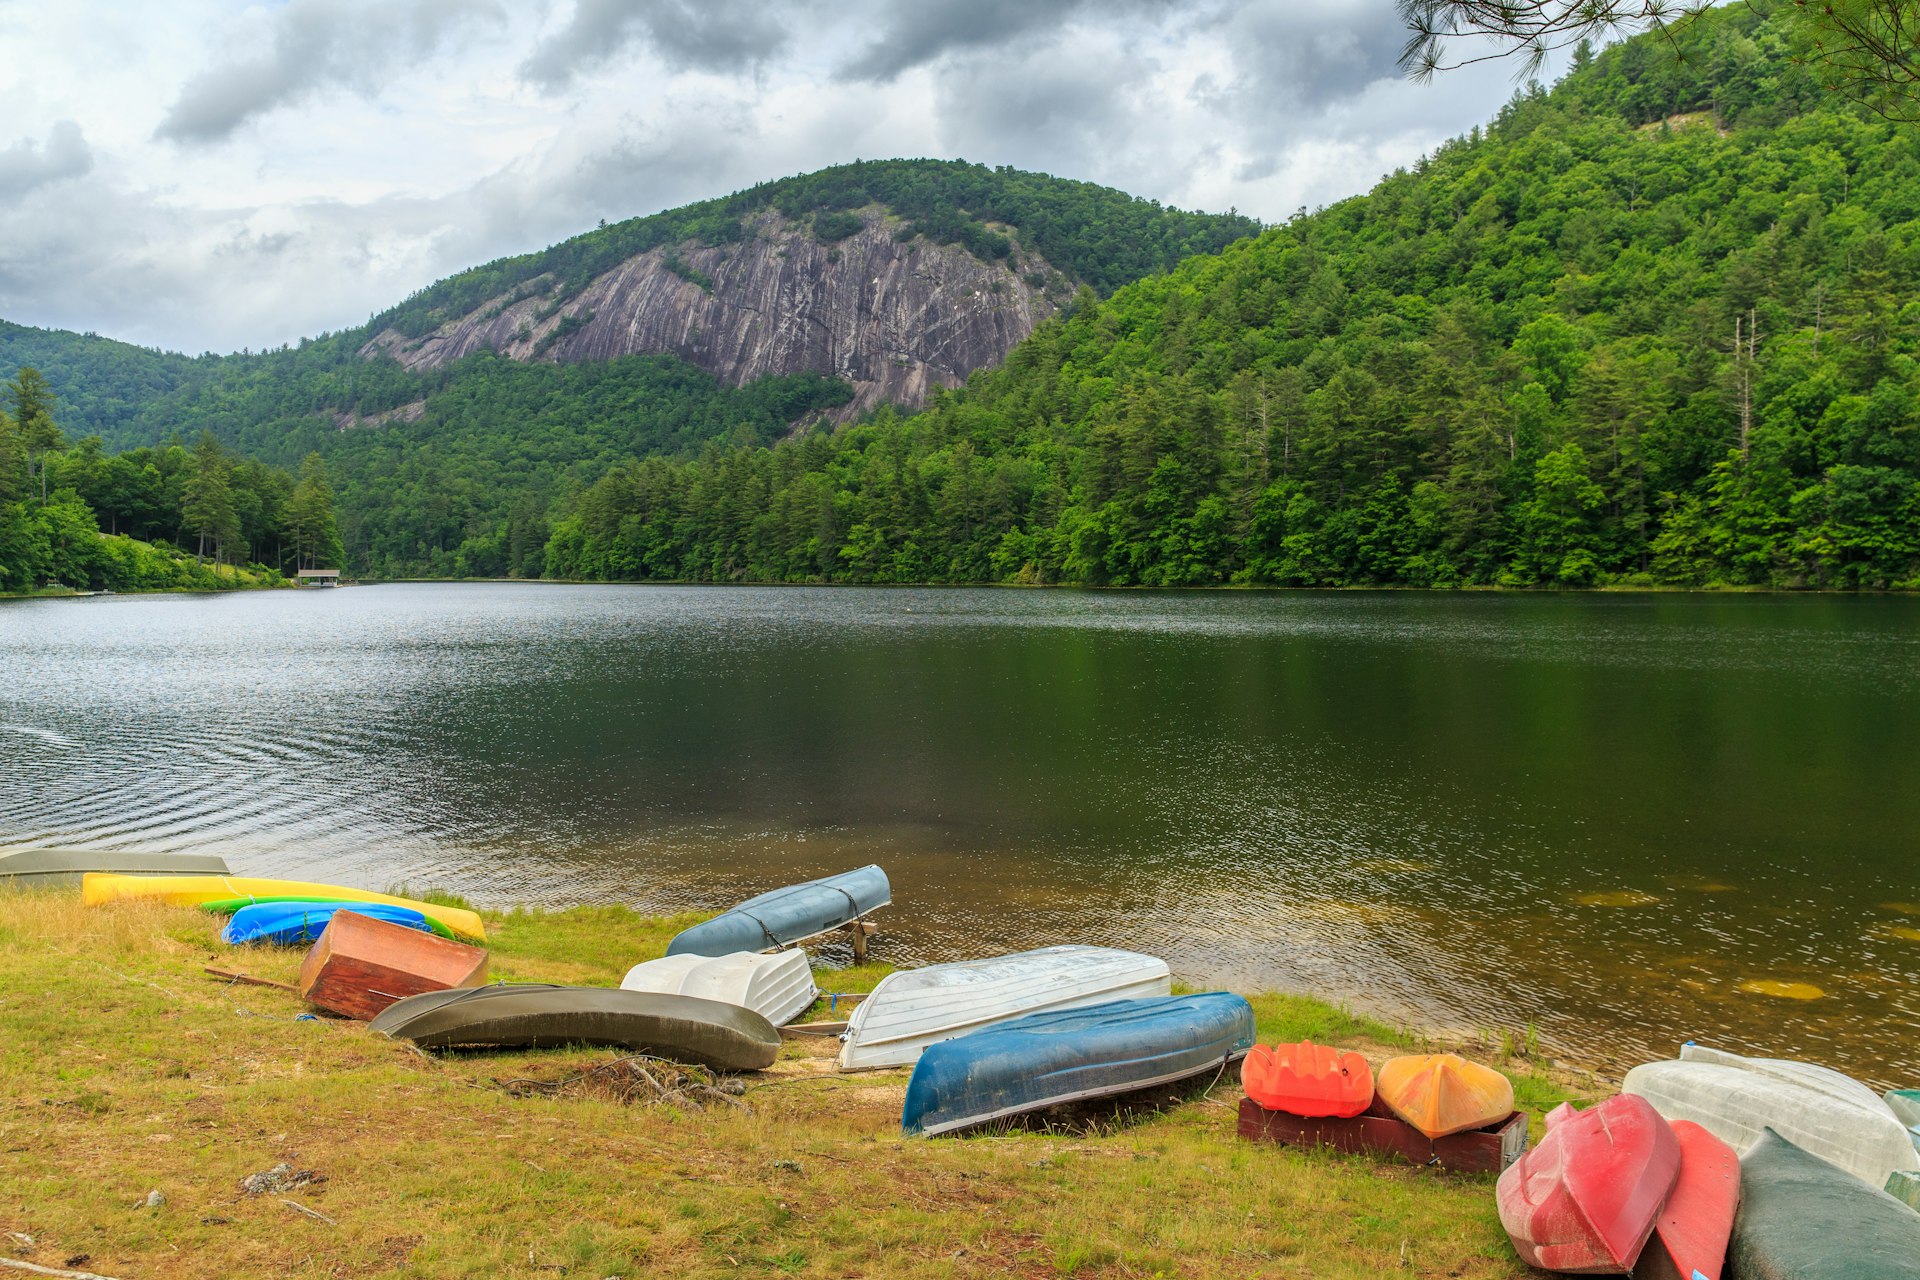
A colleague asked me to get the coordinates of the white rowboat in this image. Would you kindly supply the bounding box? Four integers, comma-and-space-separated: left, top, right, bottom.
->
1625, 1047, 1919, 1190
837, 944, 1171, 1072
621, 949, 817, 1027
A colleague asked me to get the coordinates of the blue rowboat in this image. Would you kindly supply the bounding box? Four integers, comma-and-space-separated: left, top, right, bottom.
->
902, 992, 1256, 1136
665, 865, 890, 957
221, 900, 435, 946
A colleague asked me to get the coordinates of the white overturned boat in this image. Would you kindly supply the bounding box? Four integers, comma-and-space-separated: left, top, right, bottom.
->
838, 944, 1171, 1071
1624, 1042, 1920, 1189
621, 949, 817, 1027
0, 848, 229, 888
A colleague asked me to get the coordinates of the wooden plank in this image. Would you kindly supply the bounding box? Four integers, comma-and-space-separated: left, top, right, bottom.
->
763, 920, 880, 954
205, 966, 297, 992
778, 1021, 848, 1038
1237, 1095, 1528, 1174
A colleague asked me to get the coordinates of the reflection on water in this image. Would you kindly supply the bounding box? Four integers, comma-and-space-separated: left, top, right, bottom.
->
2, 584, 1916, 1082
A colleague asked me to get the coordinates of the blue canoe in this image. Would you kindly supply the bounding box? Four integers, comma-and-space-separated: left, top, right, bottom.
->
665, 865, 890, 957
221, 900, 434, 946
902, 992, 1257, 1136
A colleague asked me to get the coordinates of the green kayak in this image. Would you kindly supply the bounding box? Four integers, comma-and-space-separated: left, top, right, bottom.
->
1730, 1130, 1920, 1280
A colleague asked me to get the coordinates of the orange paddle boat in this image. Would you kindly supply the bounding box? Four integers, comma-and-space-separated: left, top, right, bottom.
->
1243, 1041, 1375, 1117
1377, 1053, 1514, 1139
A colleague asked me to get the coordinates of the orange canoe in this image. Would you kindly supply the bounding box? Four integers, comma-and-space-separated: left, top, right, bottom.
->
1243, 1041, 1374, 1117
1377, 1053, 1514, 1139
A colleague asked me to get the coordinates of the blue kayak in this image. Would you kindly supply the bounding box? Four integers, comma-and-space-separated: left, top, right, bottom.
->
221, 900, 434, 946
902, 992, 1257, 1136
665, 865, 890, 957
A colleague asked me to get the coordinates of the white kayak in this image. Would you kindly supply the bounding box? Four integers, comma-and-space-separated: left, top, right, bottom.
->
837, 944, 1171, 1071
620, 949, 817, 1027
1625, 1046, 1920, 1189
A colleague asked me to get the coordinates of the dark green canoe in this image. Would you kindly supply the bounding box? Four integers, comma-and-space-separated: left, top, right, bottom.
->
368, 984, 780, 1072
1729, 1129, 1920, 1280
0, 848, 229, 889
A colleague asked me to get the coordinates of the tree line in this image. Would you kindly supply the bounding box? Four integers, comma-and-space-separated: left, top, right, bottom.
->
0, 366, 340, 593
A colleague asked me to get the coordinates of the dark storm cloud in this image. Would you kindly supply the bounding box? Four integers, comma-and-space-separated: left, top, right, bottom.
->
1214, 0, 1410, 111
519, 0, 793, 89
840, 0, 1178, 83
155, 0, 504, 144
0, 122, 93, 203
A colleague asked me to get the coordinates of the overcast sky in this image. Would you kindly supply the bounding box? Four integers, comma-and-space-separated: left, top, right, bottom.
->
0, 0, 1556, 355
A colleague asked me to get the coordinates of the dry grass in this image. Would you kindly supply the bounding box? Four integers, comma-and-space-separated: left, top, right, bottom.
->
0, 889, 1586, 1279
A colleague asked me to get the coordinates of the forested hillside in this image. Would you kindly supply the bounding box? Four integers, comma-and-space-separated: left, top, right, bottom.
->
545, 9, 1920, 590
0, 162, 1259, 577
0, 366, 331, 593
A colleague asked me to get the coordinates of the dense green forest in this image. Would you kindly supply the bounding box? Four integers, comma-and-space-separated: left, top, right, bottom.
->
0, 366, 337, 593
543, 9, 1920, 590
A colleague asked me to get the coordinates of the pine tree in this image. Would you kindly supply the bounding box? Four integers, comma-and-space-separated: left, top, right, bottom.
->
6, 367, 61, 503
288, 452, 342, 570
180, 432, 240, 565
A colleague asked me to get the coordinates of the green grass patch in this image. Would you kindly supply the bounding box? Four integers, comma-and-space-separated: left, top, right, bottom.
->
0, 889, 1587, 1278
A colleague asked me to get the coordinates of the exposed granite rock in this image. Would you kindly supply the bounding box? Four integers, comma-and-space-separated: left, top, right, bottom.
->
360, 209, 1070, 417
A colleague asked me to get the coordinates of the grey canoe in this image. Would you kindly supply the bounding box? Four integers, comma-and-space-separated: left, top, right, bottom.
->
0, 848, 230, 889
367, 984, 781, 1072
665, 864, 890, 957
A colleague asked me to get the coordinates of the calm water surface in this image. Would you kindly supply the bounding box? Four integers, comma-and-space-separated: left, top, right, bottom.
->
3, 584, 1916, 1082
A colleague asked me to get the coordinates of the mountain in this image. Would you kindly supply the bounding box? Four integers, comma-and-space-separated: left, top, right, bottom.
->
359, 159, 1260, 419
541, 7, 1920, 591
1, 161, 1258, 577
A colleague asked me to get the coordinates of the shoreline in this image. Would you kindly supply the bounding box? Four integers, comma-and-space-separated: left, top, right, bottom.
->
0, 892, 1588, 1278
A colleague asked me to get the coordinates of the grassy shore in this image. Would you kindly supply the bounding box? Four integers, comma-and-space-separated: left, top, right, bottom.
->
0, 892, 1593, 1279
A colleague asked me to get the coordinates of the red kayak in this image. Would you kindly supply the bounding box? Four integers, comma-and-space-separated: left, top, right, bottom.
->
1243, 1041, 1374, 1118
1496, 1093, 1681, 1273
1633, 1120, 1739, 1280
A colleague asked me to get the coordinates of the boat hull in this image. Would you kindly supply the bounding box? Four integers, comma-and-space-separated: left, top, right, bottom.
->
82, 873, 485, 941
839, 944, 1171, 1071
0, 849, 229, 888
1728, 1129, 1920, 1280
1633, 1120, 1739, 1280
1242, 1041, 1374, 1118
621, 949, 817, 1026
1624, 1058, 1919, 1189
1496, 1093, 1680, 1274
1377, 1053, 1515, 1139
369, 985, 781, 1072
901, 993, 1255, 1137
665, 865, 889, 958
298, 910, 488, 1020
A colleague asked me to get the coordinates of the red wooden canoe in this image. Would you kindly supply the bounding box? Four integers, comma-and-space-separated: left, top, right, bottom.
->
1496, 1093, 1681, 1274
1243, 1041, 1374, 1117
1633, 1120, 1739, 1280
298, 909, 488, 1021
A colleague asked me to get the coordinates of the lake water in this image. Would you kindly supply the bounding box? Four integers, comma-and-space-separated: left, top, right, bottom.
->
3, 584, 1916, 1083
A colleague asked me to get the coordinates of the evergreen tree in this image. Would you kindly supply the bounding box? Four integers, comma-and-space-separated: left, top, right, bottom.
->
6, 367, 61, 503
288, 452, 342, 570
181, 432, 241, 565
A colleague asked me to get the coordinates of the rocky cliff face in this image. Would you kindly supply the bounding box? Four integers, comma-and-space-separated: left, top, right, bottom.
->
361, 209, 1072, 417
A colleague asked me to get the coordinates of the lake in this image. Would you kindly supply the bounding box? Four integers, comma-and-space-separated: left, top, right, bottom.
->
3, 584, 1915, 1083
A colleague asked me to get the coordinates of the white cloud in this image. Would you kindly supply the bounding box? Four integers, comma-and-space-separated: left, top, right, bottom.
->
0, 1, 1565, 354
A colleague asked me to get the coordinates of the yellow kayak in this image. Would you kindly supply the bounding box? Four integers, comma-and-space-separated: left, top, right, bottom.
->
1377, 1052, 1514, 1139
81, 873, 486, 942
